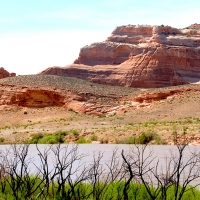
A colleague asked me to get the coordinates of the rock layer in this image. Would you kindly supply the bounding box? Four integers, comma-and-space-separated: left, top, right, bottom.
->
0, 67, 16, 79
0, 84, 121, 115
40, 24, 200, 88
0, 77, 200, 115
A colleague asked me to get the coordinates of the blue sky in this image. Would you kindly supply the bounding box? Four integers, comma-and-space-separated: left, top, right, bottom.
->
0, 0, 200, 75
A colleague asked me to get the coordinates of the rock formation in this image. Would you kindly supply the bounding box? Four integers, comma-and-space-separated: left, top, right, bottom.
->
0, 67, 16, 79
1, 81, 200, 115
0, 83, 121, 115
41, 24, 200, 88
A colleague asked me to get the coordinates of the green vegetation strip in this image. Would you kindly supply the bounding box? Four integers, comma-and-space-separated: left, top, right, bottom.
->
0, 144, 200, 199
0, 180, 199, 200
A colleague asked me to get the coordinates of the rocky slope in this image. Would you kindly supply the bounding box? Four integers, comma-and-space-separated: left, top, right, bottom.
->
40, 24, 200, 88
1, 75, 200, 145
0, 75, 137, 115
0, 75, 200, 116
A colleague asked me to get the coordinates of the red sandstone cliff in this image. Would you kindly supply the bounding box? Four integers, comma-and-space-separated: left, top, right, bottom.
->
0, 67, 16, 79
40, 24, 200, 88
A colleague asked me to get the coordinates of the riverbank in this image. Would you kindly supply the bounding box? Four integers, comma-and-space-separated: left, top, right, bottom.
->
0, 105, 200, 144
0, 144, 200, 199
0, 76, 200, 145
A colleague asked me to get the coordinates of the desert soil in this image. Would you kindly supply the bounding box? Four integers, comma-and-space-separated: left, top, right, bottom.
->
0, 88, 200, 144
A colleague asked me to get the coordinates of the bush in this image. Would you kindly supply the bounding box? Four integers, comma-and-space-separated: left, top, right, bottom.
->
100, 138, 108, 144
124, 137, 136, 144
136, 132, 165, 144
0, 137, 5, 143
90, 134, 98, 141
128, 122, 134, 126
76, 137, 90, 144
119, 132, 165, 145
71, 129, 79, 137
136, 132, 155, 144
99, 114, 106, 118
29, 133, 43, 144
39, 135, 62, 144
55, 130, 68, 137
28, 131, 66, 144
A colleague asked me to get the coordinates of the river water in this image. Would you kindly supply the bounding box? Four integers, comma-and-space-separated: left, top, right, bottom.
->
0, 144, 200, 186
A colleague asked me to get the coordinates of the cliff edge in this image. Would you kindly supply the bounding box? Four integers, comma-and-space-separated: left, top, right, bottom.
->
40, 24, 200, 88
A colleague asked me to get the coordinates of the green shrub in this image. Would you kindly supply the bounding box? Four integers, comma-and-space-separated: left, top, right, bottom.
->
29, 133, 44, 144
120, 132, 165, 145
0, 175, 200, 199
99, 114, 106, 118
71, 129, 79, 137
124, 137, 136, 144
136, 132, 155, 144
55, 130, 68, 136
1, 125, 11, 130
39, 135, 62, 144
59, 118, 66, 122
76, 137, 90, 144
90, 134, 98, 141
0, 137, 5, 143
196, 118, 200, 123
136, 132, 165, 144
28, 131, 66, 144
183, 126, 188, 135
128, 122, 134, 126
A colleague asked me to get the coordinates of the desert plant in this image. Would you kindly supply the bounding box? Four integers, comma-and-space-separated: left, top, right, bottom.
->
29, 133, 44, 144
28, 132, 65, 144
0, 138, 5, 143
172, 128, 178, 144
124, 137, 136, 144
100, 138, 108, 144
55, 130, 68, 136
76, 137, 90, 144
136, 132, 157, 144
90, 134, 98, 141
71, 129, 79, 138
38, 135, 64, 144
183, 126, 188, 135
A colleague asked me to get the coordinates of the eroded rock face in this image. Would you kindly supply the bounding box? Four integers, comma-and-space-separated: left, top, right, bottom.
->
0, 67, 16, 79
1, 82, 200, 115
0, 84, 116, 115
40, 24, 200, 88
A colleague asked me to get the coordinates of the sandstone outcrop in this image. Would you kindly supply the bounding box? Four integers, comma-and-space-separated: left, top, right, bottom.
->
133, 87, 200, 103
0, 67, 16, 79
0, 74, 200, 115
0, 84, 120, 115
1, 82, 200, 116
40, 24, 200, 88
